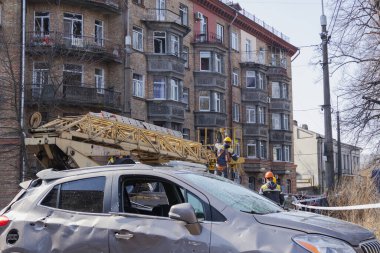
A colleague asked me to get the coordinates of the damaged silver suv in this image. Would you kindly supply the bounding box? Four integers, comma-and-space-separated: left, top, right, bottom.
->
0, 164, 379, 253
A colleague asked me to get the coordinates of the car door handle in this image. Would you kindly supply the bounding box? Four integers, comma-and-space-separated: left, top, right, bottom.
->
115, 232, 134, 240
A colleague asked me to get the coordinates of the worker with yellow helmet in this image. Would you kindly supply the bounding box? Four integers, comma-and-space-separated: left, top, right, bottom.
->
259, 171, 284, 205
215, 136, 238, 178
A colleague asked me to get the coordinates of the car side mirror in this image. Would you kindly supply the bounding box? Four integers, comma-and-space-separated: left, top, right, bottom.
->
169, 203, 202, 235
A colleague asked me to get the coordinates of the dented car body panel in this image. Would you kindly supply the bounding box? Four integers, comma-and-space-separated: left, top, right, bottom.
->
0, 164, 378, 253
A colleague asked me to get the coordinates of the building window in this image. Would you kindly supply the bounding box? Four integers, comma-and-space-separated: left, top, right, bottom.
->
214, 53, 222, 73
154, 31, 166, 54
246, 71, 256, 88
231, 32, 238, 51
216, 23, 224, 43
286, 179, 291, 193
95, 68, 104, 94
200, 51, 211, 71
282, 83, 288, 99
170, 79, 179, 101
233, 103, 240, 122
182, 128, 190, 140
235, 141, 241, 156
247, 144, 257, 158
170, 34, 179, 56
272, 82, 281, 98
258, 72, 264, 89
247, 107, 256, 123
32, 62, 49, 97
283, 114, 289, 130
199, 92, 210, 111
248, 176, 255, 190
284, 145, 290, 162
258, 107, 265, 124
232, 69, 239, 86
272, 113, 281, 130
245, 39, 252, 61
63, 13, 83, 46
133, 73, 144, 98
183, 46, 189, 68
95, 20, 103, 46
213, 92, 221, 112
258, 47, 265, 64
260, 141, 267, 158
133, 26, 143, 51
273, 145, 282, 161
153, 77, 165, 99
182, 87, 189, 109
179, 4, 188, 26
199, 14, 207, 41
34, 12, 50, 36
63, 64, 82, 86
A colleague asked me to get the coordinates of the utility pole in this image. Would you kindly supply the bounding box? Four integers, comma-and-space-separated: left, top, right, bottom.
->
336, 97, 342, 183
320, 0, 335, 190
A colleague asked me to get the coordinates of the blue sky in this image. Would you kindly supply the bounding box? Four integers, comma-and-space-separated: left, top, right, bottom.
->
236, 0, 337, 137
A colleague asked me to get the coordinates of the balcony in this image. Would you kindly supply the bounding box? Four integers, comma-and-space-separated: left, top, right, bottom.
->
269, 130, 292, 143
26, 32, 122, 63
147, 100, 186, 123
241, 89, 269, 103
194, 112, 226, 128
243, 124, 268, 138
241, 52, 266, 65
269, 100, 291, 112
193, 71, 226, 92
194, 32, 223, 44
146, 53, 186, 76
28, 0, 121, 14
25, 84, 121, 111
142, 9, 190, 35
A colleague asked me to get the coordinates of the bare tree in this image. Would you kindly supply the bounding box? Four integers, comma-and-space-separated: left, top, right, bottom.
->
327, 0, 380, 152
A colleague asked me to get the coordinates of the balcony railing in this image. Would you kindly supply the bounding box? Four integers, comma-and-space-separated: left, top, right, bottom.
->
28, 0, 120, 13
194, 32, 223, 44
241, 52, 287, 68
26, 84, 121, 109
145, 9, 188, 26
26, 32, 122, 61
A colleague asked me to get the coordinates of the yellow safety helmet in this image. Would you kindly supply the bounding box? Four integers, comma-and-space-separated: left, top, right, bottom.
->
224, 136, 232, 143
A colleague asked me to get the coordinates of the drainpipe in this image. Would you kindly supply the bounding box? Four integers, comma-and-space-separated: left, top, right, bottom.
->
123, 1, 132, 115
20, 0, 26, 181
227, 11, 238, 136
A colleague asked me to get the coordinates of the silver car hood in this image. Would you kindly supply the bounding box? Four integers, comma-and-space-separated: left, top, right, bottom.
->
254, 210, 375, 246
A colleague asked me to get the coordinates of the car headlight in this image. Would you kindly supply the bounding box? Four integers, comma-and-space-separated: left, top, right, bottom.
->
293, 235, 356, 253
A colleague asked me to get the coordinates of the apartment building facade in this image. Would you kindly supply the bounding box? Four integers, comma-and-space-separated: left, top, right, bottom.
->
0, 0, 298, 207
294, 123, 361, 193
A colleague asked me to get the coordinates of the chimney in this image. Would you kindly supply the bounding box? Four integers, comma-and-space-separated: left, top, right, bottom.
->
228, 3, 242, 11
301, 124, 308, 130
293, 120, 298, 126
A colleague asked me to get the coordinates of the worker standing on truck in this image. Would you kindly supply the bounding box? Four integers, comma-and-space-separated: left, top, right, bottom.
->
215, 137, 237, 178
259, 171, 284, 205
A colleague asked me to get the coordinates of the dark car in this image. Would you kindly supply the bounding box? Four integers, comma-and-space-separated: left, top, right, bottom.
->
0, 164, 379, 253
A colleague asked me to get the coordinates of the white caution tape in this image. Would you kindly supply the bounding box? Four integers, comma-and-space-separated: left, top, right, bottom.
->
296, 196, 327, 203
292, 202, 380, 211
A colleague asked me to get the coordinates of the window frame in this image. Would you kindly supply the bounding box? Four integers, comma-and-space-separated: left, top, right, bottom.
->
94, 19, 104, 46
199, 95, 210, 111
153, 77, 166, 99
179, 4, 188, 26
246, 70, 256, 88
273, 145, 282, 161
231, 32, 238, 51
200, 51, 211, 71
233, 103, 240, 122
272, 81, 281, 98
133, 26, 144, 51
95, 68, 104, 94
153, 31, 166, 54
247, 143, 257, 158
232, 69, 239, 86
170, 78, 179, 101
272, 113, 281, 130
133, 73, 145, 98
34, 11, 50, 36
246, 107, 256, 123
216, 23, 224, 43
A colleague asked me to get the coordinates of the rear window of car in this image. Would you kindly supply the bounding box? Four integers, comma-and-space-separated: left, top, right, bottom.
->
41, 177, 106, 213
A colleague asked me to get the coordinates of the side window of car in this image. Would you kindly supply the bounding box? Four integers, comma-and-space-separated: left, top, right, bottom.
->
121, 178, 180, 217
179, 188, 205, 221
41, 177, 106, 213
